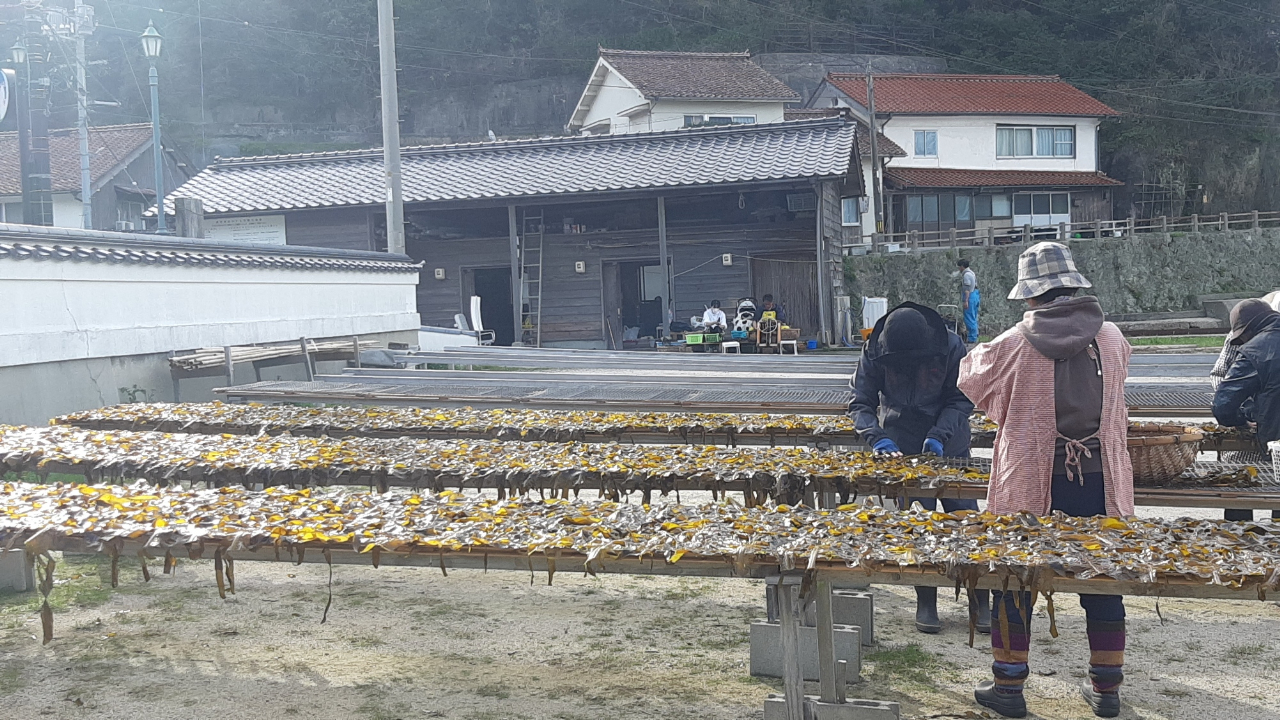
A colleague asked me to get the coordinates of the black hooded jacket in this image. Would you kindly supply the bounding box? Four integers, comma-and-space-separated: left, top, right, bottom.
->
848, 303, 974, 456
1214, 313, 1280, 446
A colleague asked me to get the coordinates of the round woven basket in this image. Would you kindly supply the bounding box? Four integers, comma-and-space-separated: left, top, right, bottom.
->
1127, 423, 1204, 486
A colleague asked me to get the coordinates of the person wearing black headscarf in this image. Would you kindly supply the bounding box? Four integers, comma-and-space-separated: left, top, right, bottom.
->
848, 302, 989, 634
1214, 298, 1280, 453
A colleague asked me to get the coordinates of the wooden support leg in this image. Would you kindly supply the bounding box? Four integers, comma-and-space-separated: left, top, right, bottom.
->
816, 578, 839, 704
778, 575, 805, 720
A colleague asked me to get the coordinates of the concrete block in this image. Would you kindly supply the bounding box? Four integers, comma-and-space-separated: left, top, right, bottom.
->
0, 549, 33, 593
764, 696, 901, 720
750, 620, 861, 681
803, 590, 875, 645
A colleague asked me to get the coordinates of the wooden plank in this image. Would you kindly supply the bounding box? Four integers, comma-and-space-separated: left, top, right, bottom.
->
50, 538, 1272, 601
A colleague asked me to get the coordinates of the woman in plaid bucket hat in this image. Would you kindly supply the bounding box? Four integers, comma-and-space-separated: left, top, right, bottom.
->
959, 242, 1134, 718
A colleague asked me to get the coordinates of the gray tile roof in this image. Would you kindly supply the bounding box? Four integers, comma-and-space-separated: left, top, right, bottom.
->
0, 224, 420, 273
168, 118, 859, 215
599, 49, 800, 101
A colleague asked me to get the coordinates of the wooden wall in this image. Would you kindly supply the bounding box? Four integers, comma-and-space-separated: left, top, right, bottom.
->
413, 227, 818, 346
1070, 190, 1114, 223
284, 208, 375, 251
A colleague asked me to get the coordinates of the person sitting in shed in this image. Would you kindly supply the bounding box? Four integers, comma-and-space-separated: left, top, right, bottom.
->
848, 301, 990, 635
702, 300, 727, 334
761, 294, 787, 324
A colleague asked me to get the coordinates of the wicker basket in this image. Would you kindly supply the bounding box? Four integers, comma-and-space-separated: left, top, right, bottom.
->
1127, 423, 1204, 486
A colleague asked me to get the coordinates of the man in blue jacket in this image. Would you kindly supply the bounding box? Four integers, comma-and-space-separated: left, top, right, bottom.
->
849, 302, 991, 633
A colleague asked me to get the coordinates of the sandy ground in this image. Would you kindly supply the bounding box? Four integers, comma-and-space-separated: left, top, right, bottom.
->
2, 542, 1279, 720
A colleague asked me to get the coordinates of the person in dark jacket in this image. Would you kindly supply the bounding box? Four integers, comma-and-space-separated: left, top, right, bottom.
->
849, 302, 990, 634
1214, 298, 1280, 453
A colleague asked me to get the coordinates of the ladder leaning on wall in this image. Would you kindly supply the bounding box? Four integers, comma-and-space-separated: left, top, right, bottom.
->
519, 209, 544, 347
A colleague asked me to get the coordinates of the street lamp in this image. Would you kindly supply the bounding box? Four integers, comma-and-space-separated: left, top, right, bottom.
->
10, 39, 26, 65
141, 21, 166, 232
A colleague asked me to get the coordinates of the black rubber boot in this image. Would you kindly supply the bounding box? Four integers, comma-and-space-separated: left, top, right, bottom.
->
974, 680, 1027, 718
1080, 679, 1120, 718
915, 586, 941, 634
972, 589, 992, 634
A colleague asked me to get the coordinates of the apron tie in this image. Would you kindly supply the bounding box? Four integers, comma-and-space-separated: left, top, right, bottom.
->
1057, 431, 1100, 486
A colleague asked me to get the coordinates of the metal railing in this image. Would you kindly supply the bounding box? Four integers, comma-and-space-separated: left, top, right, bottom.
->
844, 210, 1280, 254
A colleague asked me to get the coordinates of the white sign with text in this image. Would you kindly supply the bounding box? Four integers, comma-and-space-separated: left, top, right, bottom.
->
205, 215, 287, 245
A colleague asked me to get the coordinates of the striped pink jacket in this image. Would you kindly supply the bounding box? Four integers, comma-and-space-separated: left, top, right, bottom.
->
958, 322, 1134, 518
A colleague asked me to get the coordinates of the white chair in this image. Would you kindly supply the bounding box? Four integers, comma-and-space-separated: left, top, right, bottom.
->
779, 339, 798, 355
469, 295, 496, 346
721, 341, 741, 354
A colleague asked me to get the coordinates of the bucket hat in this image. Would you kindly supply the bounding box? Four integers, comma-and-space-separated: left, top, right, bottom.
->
1007, 242, 1092, 300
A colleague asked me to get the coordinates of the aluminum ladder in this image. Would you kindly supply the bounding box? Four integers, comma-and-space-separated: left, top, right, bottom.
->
519, 209, 544, 347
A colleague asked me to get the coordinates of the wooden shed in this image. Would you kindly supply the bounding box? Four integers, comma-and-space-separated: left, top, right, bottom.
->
165, 117, 865, 347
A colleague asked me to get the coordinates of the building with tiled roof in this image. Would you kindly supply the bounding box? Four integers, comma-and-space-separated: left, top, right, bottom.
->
568, 48, 800, 135
809, 73, 1123, 238
167, 117, 866, 349
0, 124, 191, 231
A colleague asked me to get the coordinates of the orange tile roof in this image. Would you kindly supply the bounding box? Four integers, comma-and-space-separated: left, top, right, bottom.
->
0, 124, 154, 196
826, 74, 1118, 117
885, 168, 1123, 189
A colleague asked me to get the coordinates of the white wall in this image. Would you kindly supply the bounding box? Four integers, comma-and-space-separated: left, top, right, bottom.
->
577, 68, 647, 134
577, 65, 788, 135
0, 193, 88, 228
0, 242, 421, 370
882, 114, 1101, 172
643, 100, 786, 133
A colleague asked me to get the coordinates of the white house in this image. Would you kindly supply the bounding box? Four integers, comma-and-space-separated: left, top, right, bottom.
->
808, 74, 1122, 238
567, 48, 800, 135
0, 124, 190, 231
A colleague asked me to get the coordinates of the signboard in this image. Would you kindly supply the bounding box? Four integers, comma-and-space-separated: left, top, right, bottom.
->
204, 215, 287, 245
0, 69, 11, 123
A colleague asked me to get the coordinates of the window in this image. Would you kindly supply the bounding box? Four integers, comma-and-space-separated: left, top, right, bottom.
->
921, 195, 939, 223
955, 195, 972, 223
786, 193, 817, 212
907, 196, 923, 223
997, 127, 1034, 157
992, 194, 1012, 218
913, 130, 937, 157
1014, 193, 1032, 215
1013, 192, 1072, 218
1051, 192, 1069, 214
1, 202, 22, 223
999, 126, 1075, 157
1054, 128, 1075, 157
684, 114, 755, 128
841, 197, 861, 226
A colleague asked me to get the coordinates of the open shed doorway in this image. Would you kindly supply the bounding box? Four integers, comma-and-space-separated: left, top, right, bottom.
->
750, 254, 820, 338
465, 267, 516, 346
602, 260, 665, 347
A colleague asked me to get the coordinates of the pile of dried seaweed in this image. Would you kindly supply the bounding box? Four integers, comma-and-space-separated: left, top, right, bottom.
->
8, 482, 1280, 643
0, 425, 985, 497
5, 481, 1279, 586
53, 403, 862, 442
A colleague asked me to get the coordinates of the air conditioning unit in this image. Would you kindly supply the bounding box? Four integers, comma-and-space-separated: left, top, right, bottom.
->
114, 221, 136, 232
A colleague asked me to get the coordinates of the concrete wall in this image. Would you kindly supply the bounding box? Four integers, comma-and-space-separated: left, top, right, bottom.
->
0, 333, 416, 426
843, 229, 1280, 333
0, 224, 422, 424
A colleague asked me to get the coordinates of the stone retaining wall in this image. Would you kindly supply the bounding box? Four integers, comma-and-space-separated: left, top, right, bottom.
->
842, 229, 1280, 333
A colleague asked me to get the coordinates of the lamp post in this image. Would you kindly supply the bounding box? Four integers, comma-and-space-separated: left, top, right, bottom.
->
141, 21, 166, 233
9, 39, 27, 224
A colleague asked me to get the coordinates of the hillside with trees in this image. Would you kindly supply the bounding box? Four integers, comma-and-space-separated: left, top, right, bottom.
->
26, 0, 1280, 212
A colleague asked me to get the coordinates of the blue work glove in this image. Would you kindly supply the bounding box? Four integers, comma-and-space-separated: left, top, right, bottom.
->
872, 438, 901, 455
922, 438, 945, 456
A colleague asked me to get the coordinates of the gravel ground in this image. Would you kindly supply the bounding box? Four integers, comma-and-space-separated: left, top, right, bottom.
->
1, 540, 1278, 720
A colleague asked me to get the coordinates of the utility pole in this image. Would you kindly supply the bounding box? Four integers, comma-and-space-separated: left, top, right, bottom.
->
376, 0, 405, 255
866, 72, 883, 235
71, 1, 95, 229
23, 5, 53, 226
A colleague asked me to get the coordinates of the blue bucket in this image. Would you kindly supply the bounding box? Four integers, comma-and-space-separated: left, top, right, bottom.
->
806, 340, 819, 350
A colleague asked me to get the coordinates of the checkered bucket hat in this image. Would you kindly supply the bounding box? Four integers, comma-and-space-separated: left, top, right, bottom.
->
1007, 242, 1092, 300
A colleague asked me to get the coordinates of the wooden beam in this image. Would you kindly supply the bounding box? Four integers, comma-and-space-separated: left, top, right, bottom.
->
508, 205, 521, 345
657, 196, 670, 338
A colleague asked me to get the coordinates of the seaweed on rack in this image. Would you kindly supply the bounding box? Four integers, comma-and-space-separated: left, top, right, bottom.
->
0, 425, 985, 500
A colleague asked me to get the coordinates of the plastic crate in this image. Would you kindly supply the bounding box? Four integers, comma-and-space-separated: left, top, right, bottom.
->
1271, 441, 1280, 483
686, 333, 705, 345
703, 333, 722, 344
731, 330, 749, 340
